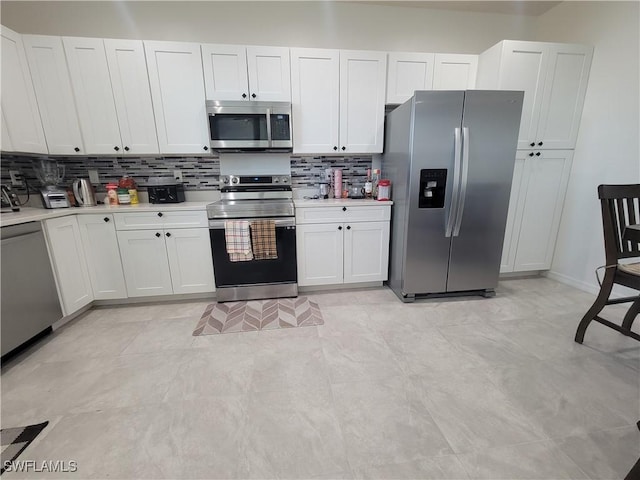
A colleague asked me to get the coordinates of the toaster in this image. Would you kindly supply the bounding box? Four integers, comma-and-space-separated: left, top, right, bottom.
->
147, 183, 185, 204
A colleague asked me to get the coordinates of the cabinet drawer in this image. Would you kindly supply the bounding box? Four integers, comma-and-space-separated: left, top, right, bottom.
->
114, 210, 208, 230
296, 205, 390, 224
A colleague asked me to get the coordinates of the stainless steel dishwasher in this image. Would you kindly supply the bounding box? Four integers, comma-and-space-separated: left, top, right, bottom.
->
1, 221, 62, 358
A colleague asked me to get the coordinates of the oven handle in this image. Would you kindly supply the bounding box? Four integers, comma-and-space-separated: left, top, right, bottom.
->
208, 218, 296, 229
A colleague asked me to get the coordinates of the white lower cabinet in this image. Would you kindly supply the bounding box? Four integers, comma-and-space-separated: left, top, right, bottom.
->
165, 228, 216, 294
501, 150, 573, 273
77, 214, 127, 300
296, 204, 391, 287
44, 216, 93, 316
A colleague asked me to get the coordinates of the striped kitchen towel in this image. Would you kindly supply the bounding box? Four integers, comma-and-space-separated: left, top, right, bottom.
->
224, 220, 253, 262
250, 220, 278, 260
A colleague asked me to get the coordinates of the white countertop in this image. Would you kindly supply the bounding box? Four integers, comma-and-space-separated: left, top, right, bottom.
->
0, 202, 210, 227
293, 198, 393, 207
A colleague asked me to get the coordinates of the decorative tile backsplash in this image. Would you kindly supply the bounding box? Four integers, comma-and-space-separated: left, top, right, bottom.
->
0, 153, 372, 191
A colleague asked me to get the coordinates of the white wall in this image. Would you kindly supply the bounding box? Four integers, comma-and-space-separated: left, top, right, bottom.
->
535, 1, 640, 294
0, 1, 536, 53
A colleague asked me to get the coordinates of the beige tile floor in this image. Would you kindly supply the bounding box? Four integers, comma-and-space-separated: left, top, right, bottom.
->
1, 277, 639, 479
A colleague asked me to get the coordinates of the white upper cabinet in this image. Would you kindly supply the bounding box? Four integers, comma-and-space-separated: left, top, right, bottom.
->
433, 53, 478, 90
202, 44, 291, 102
0, 26, 47, 153
386, 52, 434, 105
63, 36, 123, 155
145, 40, 210, 155
477, 40, 592, 150
291, 48, 386, 154
22, 34, 85, 155
104, 39, 159, 155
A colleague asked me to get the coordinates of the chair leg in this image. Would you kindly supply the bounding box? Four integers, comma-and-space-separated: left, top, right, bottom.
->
621, 297, 640, 332
575, 271, 616, 344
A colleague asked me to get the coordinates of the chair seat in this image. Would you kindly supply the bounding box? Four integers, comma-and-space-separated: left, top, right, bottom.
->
619, 262, 640, 276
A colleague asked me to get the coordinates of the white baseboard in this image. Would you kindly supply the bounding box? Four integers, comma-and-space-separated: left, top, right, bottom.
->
544, 270, 600, 295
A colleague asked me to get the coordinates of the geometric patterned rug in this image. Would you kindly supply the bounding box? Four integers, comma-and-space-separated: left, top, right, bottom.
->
1, 421, 48, 474
193, 296, 324, 335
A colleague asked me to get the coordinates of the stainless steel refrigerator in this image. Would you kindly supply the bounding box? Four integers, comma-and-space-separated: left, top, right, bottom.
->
382, 90, 523, 302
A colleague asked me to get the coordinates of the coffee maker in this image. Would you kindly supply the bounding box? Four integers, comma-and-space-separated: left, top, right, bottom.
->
34, 159, 70, 209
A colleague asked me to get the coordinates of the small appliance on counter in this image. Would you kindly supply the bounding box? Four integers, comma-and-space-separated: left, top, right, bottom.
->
1, 184, 20, 212
73, 178, 97, 207
147, 177, 185, 204
34, 159, 70, 209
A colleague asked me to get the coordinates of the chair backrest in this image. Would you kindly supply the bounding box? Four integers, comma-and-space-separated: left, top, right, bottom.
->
598, 184, 640, 263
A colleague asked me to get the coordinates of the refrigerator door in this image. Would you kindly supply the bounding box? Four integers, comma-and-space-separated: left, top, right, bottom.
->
446, 90, 524, 292
402, 90, 465, 295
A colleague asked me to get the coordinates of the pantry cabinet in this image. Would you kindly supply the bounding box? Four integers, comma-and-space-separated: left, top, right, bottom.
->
202, 44, 291, 102
144, 41, 210, 155
501, 150, 573, 273
22, 34, 85, 155
477, 40, 592, 150
0, 26, 47, 154
295, 203, 391, 286
77, 214, 127, 300
44, 216, 93, 316
291, 48, 386, 154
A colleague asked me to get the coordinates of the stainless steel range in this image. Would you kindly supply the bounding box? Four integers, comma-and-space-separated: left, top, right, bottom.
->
207, 174, 297, 302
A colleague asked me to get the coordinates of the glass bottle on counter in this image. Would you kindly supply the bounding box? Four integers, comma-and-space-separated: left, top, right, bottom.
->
364, 169, 373, 199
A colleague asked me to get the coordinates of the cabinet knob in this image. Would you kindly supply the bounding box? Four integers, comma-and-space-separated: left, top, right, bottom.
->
535, 152, 541, 156
157, 212, 163, 217
114, 146, 120, 152
341, 146, 346, 151
203, 146, 209, 151
124, 146, 130, 152
242, 93, 247, 98
251, 93, 256, 98
155, 232, 161, 238
346, 225, 351, 230
103, 217, 110, 222
74, 147, 80, 152
529, 152, 534, 157
538, 142, 543, 146
342, 206, 347, 211
530, 142, 535, 147
165, 232, 171, 237
338, 226, 342, 230
333, 146, 338, 151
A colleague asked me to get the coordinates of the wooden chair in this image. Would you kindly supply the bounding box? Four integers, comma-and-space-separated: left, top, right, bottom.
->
575, 184, 640, 343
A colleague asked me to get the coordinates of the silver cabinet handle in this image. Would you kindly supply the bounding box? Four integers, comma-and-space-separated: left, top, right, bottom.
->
453, 127, 470, 237
446, 127, 462, 238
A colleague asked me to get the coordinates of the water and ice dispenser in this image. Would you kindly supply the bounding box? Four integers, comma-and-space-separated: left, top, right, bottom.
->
419, 169, 447, 208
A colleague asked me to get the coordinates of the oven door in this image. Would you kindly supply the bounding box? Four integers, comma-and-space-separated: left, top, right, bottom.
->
209, 217, 297, 289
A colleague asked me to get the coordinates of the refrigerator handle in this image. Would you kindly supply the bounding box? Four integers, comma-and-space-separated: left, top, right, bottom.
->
453, 127, 470, 237
446, 127, 463, 238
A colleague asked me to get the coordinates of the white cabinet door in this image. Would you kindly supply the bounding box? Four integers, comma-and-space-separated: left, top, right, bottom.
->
247, 46, 291, 101
500, 151, 527, 273
44, 216, 93, 316
165, 228, 215, 294
145, 41, 210, 154
290, 48, 340, 154
0, 26, 47, 154
1, 109, 14, 152
386, 52, 434, 104
117, 229, 173, 297
104, 39, 159, 155
22, 34, 85, 155
513, 150, 573, 272
339, 50, 387, 154
296, 223, 343, 286
343, 221, 390, 283
433, 53, 478, 90
536, 44, 593, 149
77, 214, 127, 300
201, 44, 248, 101
63, 36, 123, 155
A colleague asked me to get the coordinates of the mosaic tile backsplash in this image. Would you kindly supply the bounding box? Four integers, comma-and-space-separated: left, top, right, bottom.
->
0, 153, 372, 192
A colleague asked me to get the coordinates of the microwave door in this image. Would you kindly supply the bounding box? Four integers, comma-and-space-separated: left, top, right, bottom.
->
208, 113, 270, 149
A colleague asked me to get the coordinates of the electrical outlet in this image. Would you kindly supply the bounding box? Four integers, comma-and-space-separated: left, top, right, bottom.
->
173, 170, 183, 183
88, 169, 100, 184
9, 170, 22, 187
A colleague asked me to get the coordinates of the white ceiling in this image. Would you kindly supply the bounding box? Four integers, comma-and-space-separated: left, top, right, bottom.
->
353, 1, 563, 16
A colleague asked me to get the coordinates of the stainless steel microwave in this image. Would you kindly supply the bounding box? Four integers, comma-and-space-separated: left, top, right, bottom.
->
206, 100, 292, 151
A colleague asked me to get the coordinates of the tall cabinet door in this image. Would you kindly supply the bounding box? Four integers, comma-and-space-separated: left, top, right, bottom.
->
339, 50, 387, 154
500, 151, 528, 273
296, 223, 343, 286
386, 52, 434, 104
0, 26, 47, 154
513, 150, 573, 272
165, 228, 215, 294
63, 37, 123, 155
290, 48, 339, 154
535, 44, 593, 150
22, 34, 85, 155
246, 46, 291, 101
433, 54, 478, 90
145, 41, 210, 155
497, 41, 548, 150
344, 221, 390, 284
104, 39, 159, 155
201, 44, 249, 101
77, 214, 127, 300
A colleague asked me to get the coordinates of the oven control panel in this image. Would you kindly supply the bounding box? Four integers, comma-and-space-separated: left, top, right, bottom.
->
220, 175, 291, 187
